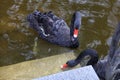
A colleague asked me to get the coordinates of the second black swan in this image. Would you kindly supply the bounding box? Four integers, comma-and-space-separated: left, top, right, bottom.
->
61, 23, 120, 80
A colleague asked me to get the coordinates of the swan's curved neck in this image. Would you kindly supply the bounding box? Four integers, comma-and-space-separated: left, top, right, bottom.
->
68, 11, 82, 48
75, 49, 99, 65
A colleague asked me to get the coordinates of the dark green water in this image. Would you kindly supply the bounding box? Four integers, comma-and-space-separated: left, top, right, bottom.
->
0, 0, 120, 67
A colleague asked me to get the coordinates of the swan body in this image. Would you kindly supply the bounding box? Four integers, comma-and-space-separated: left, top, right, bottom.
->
27, 10, 82, 48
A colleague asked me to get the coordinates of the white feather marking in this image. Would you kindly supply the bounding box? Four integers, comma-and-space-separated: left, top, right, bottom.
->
39, 27, 50, 37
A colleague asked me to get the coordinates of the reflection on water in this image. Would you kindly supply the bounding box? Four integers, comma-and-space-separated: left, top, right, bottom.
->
0, 0, 120, 67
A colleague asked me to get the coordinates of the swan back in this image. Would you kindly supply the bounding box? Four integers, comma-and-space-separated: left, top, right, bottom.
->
106, 23, 120, 80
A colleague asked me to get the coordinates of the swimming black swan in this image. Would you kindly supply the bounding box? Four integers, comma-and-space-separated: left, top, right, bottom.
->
61, 23, 120, 80
27, 10, 82, 48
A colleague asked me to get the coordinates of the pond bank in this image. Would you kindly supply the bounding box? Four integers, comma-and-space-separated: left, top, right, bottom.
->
0, 52, 80, 80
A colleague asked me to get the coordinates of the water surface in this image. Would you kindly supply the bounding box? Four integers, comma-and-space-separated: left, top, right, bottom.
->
0, 0, 120, 66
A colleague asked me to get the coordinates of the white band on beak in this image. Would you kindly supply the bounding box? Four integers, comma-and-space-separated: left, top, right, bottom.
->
74, 34, 77, 38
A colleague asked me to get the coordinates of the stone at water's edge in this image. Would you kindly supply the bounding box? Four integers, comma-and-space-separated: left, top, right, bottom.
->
34, 66, 99, 80
0, 52, 80, 80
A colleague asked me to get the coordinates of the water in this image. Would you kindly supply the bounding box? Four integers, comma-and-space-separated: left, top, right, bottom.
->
0, 0, 120, 67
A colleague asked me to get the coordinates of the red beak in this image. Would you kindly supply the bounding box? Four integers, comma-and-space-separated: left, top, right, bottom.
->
61, 64, 68, 70
73, 29, 79, 38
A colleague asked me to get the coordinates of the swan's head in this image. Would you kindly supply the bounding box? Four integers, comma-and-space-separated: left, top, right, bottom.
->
61, 60, 78, 70
70, 11, 82, 48
61, 49, 98, 70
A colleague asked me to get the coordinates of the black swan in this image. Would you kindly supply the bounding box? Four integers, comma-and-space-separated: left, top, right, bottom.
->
61, 23, 120, 80
27, 10, 82, 48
